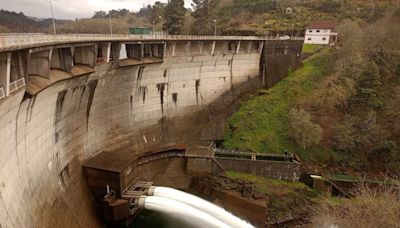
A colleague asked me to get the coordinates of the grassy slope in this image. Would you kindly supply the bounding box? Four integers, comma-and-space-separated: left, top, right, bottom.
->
302, 44, 324, 54
224, 48, 335, 162
225, 171, 318, 223
226, 171, 307, 195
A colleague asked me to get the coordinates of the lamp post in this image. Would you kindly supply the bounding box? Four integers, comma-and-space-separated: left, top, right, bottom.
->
109, 13, 113, 35
213, 19, 217, 36
291, 24, 294, 37
47, 0, 56, 35
283, 22, 287, 37
159, 16, 163, 32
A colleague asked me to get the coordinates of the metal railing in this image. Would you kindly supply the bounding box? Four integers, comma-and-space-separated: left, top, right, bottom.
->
0, 33, 304, 49
8, 78, 25, 94
0, 87, 4, 100
213, 148, 300, 162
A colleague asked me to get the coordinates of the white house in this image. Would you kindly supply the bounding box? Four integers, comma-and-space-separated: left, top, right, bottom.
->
304, 21, 338, 45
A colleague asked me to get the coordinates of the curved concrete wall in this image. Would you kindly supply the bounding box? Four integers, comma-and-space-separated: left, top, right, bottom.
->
0, 51, 261, 227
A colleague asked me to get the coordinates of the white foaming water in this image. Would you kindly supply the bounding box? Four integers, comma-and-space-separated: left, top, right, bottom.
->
144, 196, 231, 228
152, 187, 254, 228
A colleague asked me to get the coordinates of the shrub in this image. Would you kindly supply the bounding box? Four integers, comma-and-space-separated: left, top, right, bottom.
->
313, 183, 400, 228
333, 115, 358, 152
288, 108, 323, 149
316, 76, 356, 111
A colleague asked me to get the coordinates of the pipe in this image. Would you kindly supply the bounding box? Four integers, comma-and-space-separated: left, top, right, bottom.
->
147, 186, 156, 196
141, 196, 231, 228
152, 186, 254, 228
138, 196, 147, 208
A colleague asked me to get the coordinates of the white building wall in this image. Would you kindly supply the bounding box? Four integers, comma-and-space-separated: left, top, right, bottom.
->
304, 28, 332, 45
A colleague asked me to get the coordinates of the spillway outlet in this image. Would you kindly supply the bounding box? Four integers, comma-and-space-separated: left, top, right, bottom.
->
100, 181, 154, 224
82, 144, 187, 225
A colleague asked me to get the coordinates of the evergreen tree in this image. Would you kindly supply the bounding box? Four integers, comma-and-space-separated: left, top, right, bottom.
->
191, 0, 217, 35
353, 61, 384, 109
151, 2, 166, 27
164, 0, 186, 35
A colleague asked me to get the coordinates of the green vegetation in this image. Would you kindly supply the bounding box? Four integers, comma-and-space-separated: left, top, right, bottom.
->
164, 0, 186, 34
226, 171, 307, 195
2, 0, 399, 35
191, 0, 218, 34
206, 0, 397, 35
225, 13, 400, 175
288, 108, 323, 149
225, 171, 319, 224
302, 44, 323, 54
224, 48, 336, 161
313, 183, 400, 227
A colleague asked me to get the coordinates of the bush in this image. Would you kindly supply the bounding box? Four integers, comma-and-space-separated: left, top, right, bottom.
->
313, 183, 400, 228
288, 108, 323, 149
313, 0, 341, 13
333, 115, 358, 152
316, 76, 356, 111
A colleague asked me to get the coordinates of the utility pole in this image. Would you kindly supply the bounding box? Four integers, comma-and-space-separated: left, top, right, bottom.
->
48, 0, 56, 35
213, 19, 217, 36
109, 13, 113, 35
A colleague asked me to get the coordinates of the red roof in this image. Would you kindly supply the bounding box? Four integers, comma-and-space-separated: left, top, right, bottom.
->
306, 21, 336, 29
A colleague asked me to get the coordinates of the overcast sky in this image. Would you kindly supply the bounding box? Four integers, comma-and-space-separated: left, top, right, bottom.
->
1, 0, 193, 20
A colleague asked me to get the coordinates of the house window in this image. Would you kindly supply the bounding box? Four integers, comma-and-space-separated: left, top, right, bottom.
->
308, 38, 312, 41
316, 30, 320, 33
322, 37, 327, 41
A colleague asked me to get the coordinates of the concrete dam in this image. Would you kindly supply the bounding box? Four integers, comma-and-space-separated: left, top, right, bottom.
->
0, 34, 303, 227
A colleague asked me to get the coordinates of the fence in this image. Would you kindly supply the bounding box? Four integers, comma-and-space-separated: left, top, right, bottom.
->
8, 78, 25, 94
0, 33, 304, 49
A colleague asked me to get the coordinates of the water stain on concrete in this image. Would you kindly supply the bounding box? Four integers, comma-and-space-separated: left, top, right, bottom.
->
230, 55, 235, 90
172, 93, 178, 104
195, 79, 200, 105
156, 83, 166, 114
130, 95, 133, 116
55, 90, 67, 124
137, 66, 145, 82
139, 86, 147, 103
86, 80, 98, 122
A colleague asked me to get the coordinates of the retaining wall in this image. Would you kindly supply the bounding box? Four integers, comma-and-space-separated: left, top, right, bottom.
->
215, 158, 301, 181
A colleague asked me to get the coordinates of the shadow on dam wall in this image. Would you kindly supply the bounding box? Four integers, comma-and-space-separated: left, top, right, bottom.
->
0, 39, 303, 228
261, 40, 304, 88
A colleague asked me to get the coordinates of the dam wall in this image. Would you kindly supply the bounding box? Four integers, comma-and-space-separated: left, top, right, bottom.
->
0, 36, 303, 227
0, 41, 260, 228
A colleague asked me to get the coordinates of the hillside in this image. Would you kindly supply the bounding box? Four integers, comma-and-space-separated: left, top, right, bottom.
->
0, 10, 40, 32
52, 0, 400, 35
1, 0, 400, 35
224, 12, 400, 176
0, 9, 71, 33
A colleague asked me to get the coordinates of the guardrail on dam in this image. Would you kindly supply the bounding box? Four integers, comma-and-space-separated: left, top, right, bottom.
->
0, 34, 303, 227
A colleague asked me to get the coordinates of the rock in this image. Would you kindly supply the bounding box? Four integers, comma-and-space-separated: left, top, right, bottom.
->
242, 183, 256, 197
